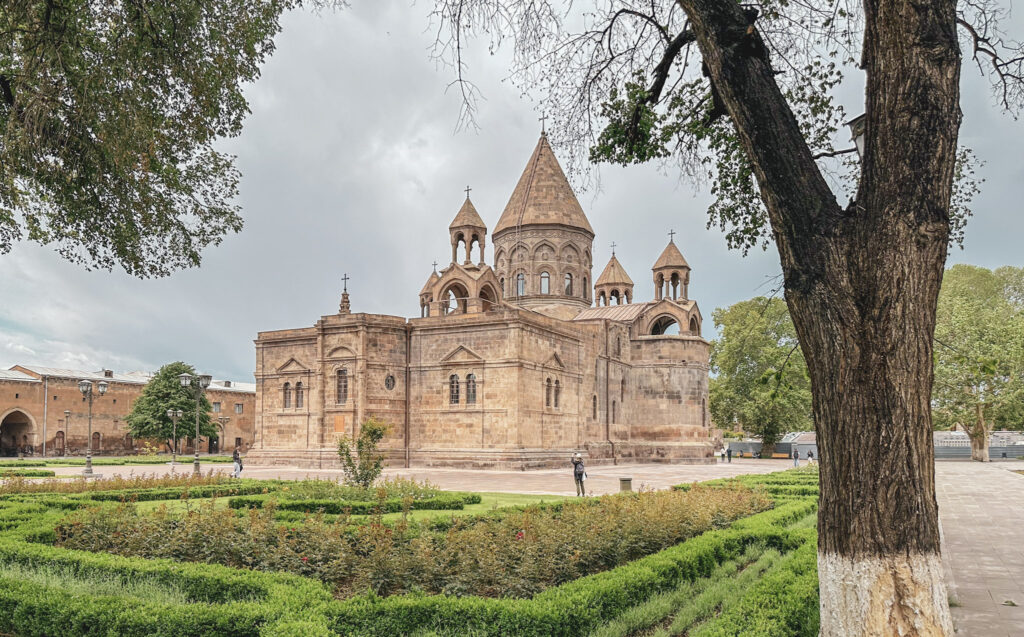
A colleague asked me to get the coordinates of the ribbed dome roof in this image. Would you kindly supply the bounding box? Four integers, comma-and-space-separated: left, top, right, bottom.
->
493, 134, 594, 235
595, 255, 633, 286
449, 197, 486, 230
653, 240, 689, 269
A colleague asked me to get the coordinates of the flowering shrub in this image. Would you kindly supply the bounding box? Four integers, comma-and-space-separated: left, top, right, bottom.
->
56, 486, 771, 599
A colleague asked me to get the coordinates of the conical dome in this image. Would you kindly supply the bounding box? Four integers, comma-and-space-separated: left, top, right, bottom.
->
596, 255, 633, 286
493, 134, 594, 235
449, 197, 486, 230
654, 240, 689, 270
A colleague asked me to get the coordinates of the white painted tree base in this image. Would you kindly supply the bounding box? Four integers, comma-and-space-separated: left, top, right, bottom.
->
818, 552, 954, 636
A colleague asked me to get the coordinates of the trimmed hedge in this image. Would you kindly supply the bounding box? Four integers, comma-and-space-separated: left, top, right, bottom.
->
323, 500, 816, 636
0, 456, 236, 468
690, 532, 819, 637
0, 469, 56, 477
228, 493, 482, 515
0, 537, 335, 637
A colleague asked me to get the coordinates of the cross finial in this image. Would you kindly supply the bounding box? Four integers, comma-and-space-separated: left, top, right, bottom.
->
432, 260, 438, 273
341, 273, 350, 293
464, 185, 472, 198
668, 229, 676, 242
610, 241, 617, 256
539, 113, 548, 134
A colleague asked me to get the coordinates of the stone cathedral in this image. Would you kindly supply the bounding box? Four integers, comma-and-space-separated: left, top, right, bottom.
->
249, 133, 718, 469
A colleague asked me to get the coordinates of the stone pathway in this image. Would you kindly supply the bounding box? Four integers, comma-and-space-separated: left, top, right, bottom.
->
936, 460, 1024, 637
43, 457, 786, 495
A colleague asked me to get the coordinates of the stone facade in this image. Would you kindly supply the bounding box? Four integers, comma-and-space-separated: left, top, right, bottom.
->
0, 367, 255, 457
250, 133, 718, 469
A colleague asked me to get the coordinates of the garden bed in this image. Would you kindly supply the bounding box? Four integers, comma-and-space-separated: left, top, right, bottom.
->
0, 469, 821, 636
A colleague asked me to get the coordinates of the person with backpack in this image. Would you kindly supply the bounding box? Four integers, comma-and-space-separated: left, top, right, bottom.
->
571, 453, 586, 496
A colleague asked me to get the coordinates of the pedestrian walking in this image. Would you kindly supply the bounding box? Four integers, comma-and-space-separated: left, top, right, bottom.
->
232, 448, 243, 478
726, 447, 732, 463
571, 452, 586, 496
793, 449, 800, 467
807, 450, 815, 465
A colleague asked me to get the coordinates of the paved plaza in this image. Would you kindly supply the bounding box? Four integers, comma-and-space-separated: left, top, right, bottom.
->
936, 460, 1024, 637
43, 457, 1024, 636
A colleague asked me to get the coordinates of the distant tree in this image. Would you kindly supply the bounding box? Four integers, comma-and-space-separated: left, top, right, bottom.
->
125, 362, 215, 451
709, 297, 812, 455
0, 0, 301, 277
933, 265, 1024, 461
337, 418, 390, 489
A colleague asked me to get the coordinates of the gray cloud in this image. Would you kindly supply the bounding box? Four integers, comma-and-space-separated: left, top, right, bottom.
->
1, 2, 1021, 381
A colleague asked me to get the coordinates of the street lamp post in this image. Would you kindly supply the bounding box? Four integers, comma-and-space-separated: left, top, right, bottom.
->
63, 410, 70, 457
179, 373, 212, 476
166, 408, 183, 466
846, 113, 867, 159
78, 379, 108, 476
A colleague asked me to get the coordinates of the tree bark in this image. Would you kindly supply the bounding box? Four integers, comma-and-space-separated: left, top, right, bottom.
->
674, 0, 961, 633
970, 403, 990, 462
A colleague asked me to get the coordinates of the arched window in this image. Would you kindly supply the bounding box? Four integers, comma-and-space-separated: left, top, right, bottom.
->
690, 316, 699, 334
295, 382, 304, 408
466, 374, 477, 404
540, 271, 550, 294
449, 374, 460, 404
283, 382, 292, 408
500, 278, 505, 295
545, 378, 552, 407
564, 273, 573, 296
620, 378, 625, 402
615, 336, 622, 357
583, 277, 589, 300
554, 380, 561, 408
516, 273, 526, 296
612, 400, 617, 423
610, 289, 621, 305
336, 369, 348, 404
592, 395, 598, 419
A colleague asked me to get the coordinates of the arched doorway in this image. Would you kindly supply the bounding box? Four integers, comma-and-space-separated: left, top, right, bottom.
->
55, 431, 65, 456
0, 410, 35, 456
91, 431, 101, 454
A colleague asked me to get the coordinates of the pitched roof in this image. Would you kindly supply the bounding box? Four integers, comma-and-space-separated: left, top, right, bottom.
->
493, 134, 594, 235
595, 255, 633, 286
0, 369, 39, 383
449, 197, 486, 230
420, 270, 440, 294
572, 302, 653, 323
653, 240, 689, 269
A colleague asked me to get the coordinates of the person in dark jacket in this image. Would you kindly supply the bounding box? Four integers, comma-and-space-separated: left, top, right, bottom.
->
232, 448, 243, 478
726, 447, 732, 463
571, 453, 586, 496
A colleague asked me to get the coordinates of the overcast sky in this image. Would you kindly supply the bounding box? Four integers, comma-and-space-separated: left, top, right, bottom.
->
1, 2, 1022, 382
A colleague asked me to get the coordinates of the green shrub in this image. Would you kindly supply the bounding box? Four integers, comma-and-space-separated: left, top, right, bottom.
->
58, 486, 771, 600
228, 493, 478, 515
0, 469, 55, 477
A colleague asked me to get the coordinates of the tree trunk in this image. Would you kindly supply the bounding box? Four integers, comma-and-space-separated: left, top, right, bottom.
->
970, 403, 990, 462
674, 0, 961, 633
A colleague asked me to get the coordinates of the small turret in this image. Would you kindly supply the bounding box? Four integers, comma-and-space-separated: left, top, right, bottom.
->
449, 190, 487, 265
653, 234, 690, 301
594, 252, 633, 306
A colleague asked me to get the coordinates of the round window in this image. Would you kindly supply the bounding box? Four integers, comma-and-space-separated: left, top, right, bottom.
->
385, 375, 396, 390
